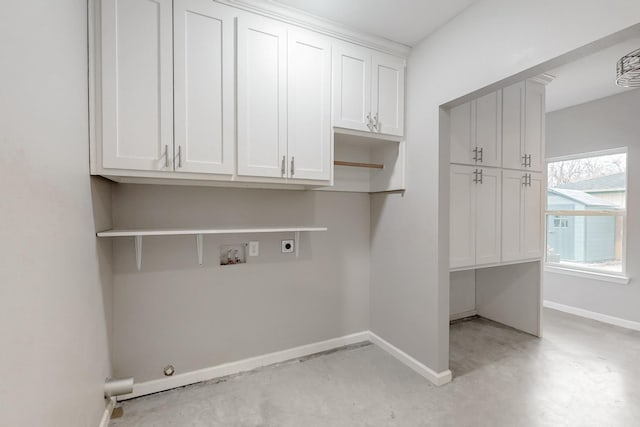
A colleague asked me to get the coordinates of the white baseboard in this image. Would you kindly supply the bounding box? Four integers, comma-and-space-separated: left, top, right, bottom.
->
450, 309, 477, 321
119, 330, 453, 401
98, 397, 116, 427
118, 331, 370, 401
368, 332, 452, 386
544, 300, 640, 332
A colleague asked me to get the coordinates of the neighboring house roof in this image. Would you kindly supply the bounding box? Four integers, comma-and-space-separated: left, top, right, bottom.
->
558, 172, 625, 191
548, 188, 619, 208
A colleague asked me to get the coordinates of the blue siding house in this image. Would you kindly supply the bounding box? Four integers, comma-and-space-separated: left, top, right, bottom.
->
547, 188, 618, 264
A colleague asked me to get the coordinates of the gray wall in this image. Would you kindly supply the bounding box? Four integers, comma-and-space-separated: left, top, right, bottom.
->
0, 1, 113, 426
111, 185, 370, 382
545, 89, 640, 323
370, 0, 640, 374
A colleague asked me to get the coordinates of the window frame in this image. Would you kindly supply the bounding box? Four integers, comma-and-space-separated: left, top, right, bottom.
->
545, 147, 628, 280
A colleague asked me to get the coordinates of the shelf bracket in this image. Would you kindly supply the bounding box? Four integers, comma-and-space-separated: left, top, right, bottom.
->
295, 231, 300, 257
196, 234, 204, 266
134, 236, 142, 271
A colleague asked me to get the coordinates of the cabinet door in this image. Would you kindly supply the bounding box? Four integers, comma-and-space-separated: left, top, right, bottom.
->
332, 44, 371, 133
174, 0, 235, 175
475, 91, 502, 167
237, 15, 287, 178
502, 82, 525, 170
101, 0, 173, 171
450, 165, 476, 268
475, 167, 501, 265
287, 30, 332, 181
501, 170, 524, 262
524, 81, 545, 172
371, 53, 405, 137
450, 101, 474, 164
523, 172, 544, 259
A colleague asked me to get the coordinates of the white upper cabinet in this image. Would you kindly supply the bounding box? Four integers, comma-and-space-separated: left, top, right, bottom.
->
371, 53, 405, 137
524, 81, 545, 172
502, 81, 545, 172
237, 17, 331, 181
287, 30, 332, 181
237, 14, 288, 179
450, 91, 501, 167
333, 44, 405, 137
174, 0, 235, 175
332, 45, 371, 133
100, 0, 174, 171
501, 170, 543, 262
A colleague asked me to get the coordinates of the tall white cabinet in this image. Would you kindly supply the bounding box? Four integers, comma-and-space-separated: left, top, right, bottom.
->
449, 79, 546, 270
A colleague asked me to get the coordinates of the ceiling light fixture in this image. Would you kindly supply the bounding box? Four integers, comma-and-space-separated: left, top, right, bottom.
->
616, 47, 640, 87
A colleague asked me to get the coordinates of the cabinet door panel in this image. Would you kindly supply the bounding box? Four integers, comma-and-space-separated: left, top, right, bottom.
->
332, 45, 371, 132
371, 53, 405, 136
450, 165, 476, 268
502, 82, 525, 170
450, 101, 474, 164
475, 167, 501, 265
523, 172, 544, 258
475, 91, 502, 167
287, 30, 331, 181
237, 15, 287, 178
525, 81, 545, 172
101, 0, 173, 171
502, 170, 524, 262
174, 0, 234, 174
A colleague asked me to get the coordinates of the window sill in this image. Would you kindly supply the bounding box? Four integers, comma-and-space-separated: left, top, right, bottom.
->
544, 265, 631, 285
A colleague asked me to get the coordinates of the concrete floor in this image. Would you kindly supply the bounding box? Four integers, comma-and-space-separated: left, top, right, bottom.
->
110, 309, 640, 426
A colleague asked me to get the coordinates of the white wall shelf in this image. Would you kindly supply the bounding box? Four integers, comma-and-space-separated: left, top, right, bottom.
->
97, 226, 328, 270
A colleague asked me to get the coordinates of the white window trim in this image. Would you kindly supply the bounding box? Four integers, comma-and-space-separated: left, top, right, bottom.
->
545, 147, 628, 279
545, 264, 630, 285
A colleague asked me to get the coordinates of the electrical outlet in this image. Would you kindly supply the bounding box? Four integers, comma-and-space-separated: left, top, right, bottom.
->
249, 241, 259, 257
281, 239, 294, 253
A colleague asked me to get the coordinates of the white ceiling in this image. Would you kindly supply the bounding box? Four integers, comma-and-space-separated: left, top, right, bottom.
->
270, 0, 478, 46
546, 37, 640, 112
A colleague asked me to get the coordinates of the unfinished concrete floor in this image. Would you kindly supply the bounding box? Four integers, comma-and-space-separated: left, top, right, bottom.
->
110, 309, 640, 426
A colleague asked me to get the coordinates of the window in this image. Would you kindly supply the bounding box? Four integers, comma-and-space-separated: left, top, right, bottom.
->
546, 149, 627, 276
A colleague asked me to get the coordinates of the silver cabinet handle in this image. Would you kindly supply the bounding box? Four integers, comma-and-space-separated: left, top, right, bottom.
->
291, 156, 295, 176
522, 173, 531, 186
176, 145, 182, 168
527, 154, 532, 168
164, 145, 169, 168
522, 154, 532, 168
473, 147, 478, 162
477, 147, 483, 163
473, 169, 483, 184
366, 113, 373, 131
522, 154, 527, 167
373, 113, 379, 132
281, 156, 286, 176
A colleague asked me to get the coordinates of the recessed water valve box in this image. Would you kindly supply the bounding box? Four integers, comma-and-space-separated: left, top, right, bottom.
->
220, 244, 246, 265
281, 239, 294, 253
